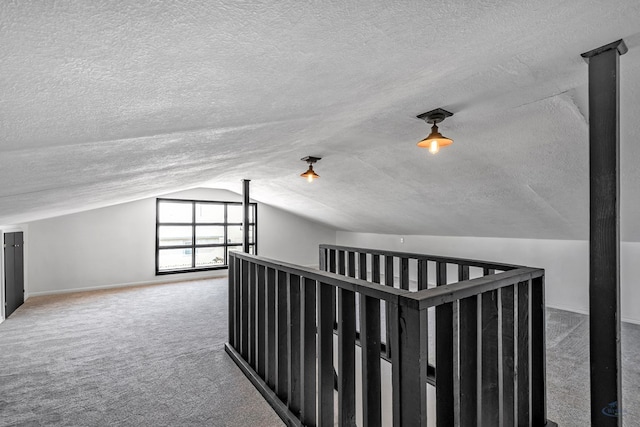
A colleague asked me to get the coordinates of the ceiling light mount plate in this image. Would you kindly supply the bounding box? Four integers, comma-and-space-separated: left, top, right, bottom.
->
416, 108, 453, 124
301, 156, 321, 164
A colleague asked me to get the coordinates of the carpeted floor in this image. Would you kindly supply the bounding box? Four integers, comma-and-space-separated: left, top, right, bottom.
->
1, 279, 639, 426
0, 279, 283, 427
545, 307, 640, 426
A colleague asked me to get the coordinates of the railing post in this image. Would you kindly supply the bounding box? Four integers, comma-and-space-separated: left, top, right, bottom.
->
391, 299, 428, 426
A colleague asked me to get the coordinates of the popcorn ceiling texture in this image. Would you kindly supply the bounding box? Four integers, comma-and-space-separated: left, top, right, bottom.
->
1, 1, 640, 239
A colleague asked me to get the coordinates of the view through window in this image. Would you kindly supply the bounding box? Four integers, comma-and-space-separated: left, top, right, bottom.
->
156, 198, 257, 274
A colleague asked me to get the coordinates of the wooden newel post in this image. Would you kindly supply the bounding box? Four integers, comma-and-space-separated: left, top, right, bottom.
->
581, 39, 627, 427
390, 299, 428, 426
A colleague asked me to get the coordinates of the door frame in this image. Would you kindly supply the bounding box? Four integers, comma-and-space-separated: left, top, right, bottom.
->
1, 226, 27, 322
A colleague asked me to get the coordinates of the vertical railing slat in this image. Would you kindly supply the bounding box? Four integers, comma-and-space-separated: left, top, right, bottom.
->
435, 262, 455, 427
347, 251, 356, 278
391, 301, 428, 426
501, 285, 516, 426
301, 277, 317, 426
319, 247, 327, 271
256, 264, 266, 378
482, 289, 500, 426
360, 294, 381, 427
385, 255, 395, 359
288, 274, 302, 416
385, 255, 395, 287
318, 281, 335, 427
338, 288, 356, 426
458, 265, 478, 427
329, 249, 337, 273
400, 257, 409, 290
417, 258, 428, 290
235, 256, 242, 351
531, 276, 547, 426
338, 250, 346, 275
517, 280, 531, 426
276, 270, 289, 403
266, 267, 276, 389
241, 259, 249, 360
228, 254, 236, 348
359, 252, 367, 280
248, 262, 257, 368
372, 255, 381, 283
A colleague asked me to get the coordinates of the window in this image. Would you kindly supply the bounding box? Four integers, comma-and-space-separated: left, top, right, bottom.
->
156, 198, 257, 274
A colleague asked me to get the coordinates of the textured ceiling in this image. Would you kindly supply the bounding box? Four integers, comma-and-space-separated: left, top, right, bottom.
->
2, 1, 640, 240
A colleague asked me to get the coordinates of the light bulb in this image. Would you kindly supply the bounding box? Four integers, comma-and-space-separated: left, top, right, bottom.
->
307, 174, 313, 183
429, 140, 440, 154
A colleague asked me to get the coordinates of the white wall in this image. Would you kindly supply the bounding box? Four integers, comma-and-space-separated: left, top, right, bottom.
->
336, 231, 640, 324
24, 188, 336, 297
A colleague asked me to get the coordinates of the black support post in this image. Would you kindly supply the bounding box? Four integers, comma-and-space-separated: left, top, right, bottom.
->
242, 179, 250, 253
581, 39, 627, 427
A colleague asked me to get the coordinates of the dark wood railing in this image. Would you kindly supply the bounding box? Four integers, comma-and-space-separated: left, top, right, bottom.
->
226, 244, 556, 426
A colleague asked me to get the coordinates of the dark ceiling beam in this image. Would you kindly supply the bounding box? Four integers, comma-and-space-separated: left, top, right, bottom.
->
581, 39, 627, 426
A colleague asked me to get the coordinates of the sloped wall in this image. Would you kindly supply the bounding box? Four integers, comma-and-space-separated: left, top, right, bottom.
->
336, 231, 640, 324
25, 188, 336, 296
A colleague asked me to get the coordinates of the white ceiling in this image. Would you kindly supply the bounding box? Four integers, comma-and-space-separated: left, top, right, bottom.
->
2, 1, 640, 240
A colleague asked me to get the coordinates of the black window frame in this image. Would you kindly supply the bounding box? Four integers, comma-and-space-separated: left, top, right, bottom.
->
155, 198, 257, 275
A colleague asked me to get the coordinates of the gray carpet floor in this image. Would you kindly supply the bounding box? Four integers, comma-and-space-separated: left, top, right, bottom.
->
1, 279, 639, 426
0, 279, 283, 427
545, 307, 640, 426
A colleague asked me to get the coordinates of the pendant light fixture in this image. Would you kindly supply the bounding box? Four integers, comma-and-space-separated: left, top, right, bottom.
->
416, 108, 454, 154
300, 156, 321, 182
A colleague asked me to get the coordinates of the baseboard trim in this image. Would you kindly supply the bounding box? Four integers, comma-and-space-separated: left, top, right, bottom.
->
27, 272, 228, 298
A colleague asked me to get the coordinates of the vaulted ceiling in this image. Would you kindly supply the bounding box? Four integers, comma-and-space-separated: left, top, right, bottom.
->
2, 1, 640, 240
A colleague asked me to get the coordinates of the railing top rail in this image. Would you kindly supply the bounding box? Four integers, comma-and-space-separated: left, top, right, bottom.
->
319, 244, 523, 271
230, 251, 412, 304
411, 266, 544, 309
230, 251, 544, 310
